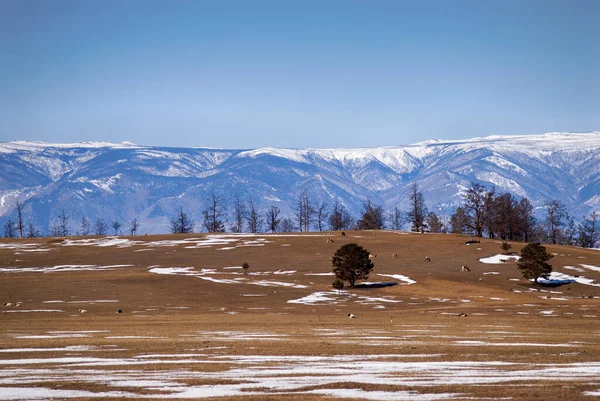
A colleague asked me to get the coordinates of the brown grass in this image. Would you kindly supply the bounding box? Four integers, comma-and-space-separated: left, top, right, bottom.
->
1, 231, 599, 400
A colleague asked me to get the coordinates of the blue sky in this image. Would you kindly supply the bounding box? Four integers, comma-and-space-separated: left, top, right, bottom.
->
1, 0, 598, 149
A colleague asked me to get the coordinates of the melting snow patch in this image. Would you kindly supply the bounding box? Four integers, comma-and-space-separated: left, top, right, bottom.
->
479, 254, 520, 264
378, 274, 416, 285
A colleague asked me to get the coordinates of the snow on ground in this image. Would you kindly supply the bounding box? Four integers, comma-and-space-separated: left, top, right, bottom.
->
1, 350, 600, 400
580, 264, 600, 273
0, 265, 133, 273
377, 274, 417, 285
537, 271, 600, 287
148, 267, 306, 289
479, 254, 520, 264
287, 291, 400, 306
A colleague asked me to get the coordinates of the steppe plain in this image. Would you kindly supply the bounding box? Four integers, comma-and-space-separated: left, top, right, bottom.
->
1, 231, 599, 401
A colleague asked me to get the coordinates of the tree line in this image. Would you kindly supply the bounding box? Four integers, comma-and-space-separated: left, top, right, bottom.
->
3, 184, 599, 248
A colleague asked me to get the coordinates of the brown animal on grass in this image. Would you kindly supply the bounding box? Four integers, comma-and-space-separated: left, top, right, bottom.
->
461, 265, 471, 272
392, 253, 398, 259
425, 256, 431, 262
327, 237, 334, 243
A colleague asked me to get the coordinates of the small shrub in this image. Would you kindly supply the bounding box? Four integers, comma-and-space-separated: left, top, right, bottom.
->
332, 278, 344, 292
242, 262, 250, 273
501, 242, 512, 254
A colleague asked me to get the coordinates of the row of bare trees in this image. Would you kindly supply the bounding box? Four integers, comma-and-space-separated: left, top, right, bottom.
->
449, 182, 599, 247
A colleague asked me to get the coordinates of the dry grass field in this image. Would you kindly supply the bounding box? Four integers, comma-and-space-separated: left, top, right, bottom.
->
1, 231, 599, 400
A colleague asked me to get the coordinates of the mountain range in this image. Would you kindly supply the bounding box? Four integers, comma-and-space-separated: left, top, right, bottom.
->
1, 132, 599, 235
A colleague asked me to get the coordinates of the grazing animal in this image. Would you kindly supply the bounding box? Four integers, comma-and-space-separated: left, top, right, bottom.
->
4, 302, 21, 307
461, 265, 471, 272
327, 237, 334, 243
78, 309, 87, 313
348, 313, 356, 319
458, 313, 468, 317
392, 253, 398, 259
424, 256, 431, 262
369, 254, 378, 258
116, 309, 123, 313
341, 231, 346, 237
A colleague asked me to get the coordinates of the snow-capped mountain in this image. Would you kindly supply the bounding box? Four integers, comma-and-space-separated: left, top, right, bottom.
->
1, 132, 599, 234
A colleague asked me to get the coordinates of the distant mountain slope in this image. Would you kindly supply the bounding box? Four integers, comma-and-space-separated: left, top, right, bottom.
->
1, 132, 598, 234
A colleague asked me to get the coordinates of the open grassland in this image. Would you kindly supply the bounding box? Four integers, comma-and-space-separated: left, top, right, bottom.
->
1, 231, 600, 401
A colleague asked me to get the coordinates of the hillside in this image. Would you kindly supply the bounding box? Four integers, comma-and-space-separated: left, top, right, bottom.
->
1, 132, 599, 234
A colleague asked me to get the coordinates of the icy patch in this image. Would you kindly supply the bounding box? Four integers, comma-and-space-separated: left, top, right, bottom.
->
479, 254, 520, 264
537, 272, 600, 287
378, 274, 416, 285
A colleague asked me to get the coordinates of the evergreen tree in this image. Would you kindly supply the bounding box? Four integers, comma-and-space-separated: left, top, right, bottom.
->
329, 199, 353, 231
170, 207, 194, 234
517, 243, 553, 284
357, 199, 384, 230
332, 243, 374, 287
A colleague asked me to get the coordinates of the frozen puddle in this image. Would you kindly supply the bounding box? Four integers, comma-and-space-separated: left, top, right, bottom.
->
1, 351, 600, 400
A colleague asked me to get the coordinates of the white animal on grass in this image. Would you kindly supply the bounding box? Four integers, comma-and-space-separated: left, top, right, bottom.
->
348, 313, 356, 319
461, 265, 471, 272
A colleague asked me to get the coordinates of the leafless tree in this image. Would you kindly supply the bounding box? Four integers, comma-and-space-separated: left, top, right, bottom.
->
388, 206, 403, 231
545, 200, 566, 244
247, 199, 263, 233
3, 219, 17, 238
170, 207, 194, 234
516, 197, 536, 242
280, 217, 296, 233
15, 200, 24, 238
55, 209, 70, 237
129, 217, 140, 236
464, 182, 489, 237
94, 217, 108, 236
294, 190, 315, 232
315, 201, 329, 232
231, 194, 247, 233
578, 211, 599, 248
266, 204, 281, 233
111, 220, 122, 235
25, 222, 40, 238
407, 183, 427, 233
80, 217, 91, 236
202, 193, 226, 233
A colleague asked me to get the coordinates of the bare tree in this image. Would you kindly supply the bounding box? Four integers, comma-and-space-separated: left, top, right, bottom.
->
294, 190, 315, 232
464, 182, 489, 237
170, 207, 194, 234
315, 201, 329, 232
578, 211, 599, 248
407, 183, 428, 233
129, 217, 140, 236
3, 219, 17, 238
25, 222, 40, 238
80, 217, 91, 236
266, 204, 281, 233
357, 199, 385, 230
329, 199, 353, 231
545, 200, 566, 244
280, 217, 296, 233
202, 193, 226, 233
231, 194, 247, 233
16, 200, 24, 238
54, 209, 70, 237
388, 206, 403, 231
94, 218, 108, 236
247, 199, 263, 233
111, 220, 122, 235
563, 213, 577, 245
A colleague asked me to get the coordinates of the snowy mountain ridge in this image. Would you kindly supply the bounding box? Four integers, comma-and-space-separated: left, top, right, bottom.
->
1, 132, 598, 234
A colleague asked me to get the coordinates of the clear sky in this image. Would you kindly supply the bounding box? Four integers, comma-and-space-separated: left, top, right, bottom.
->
1, 0, 598, 149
